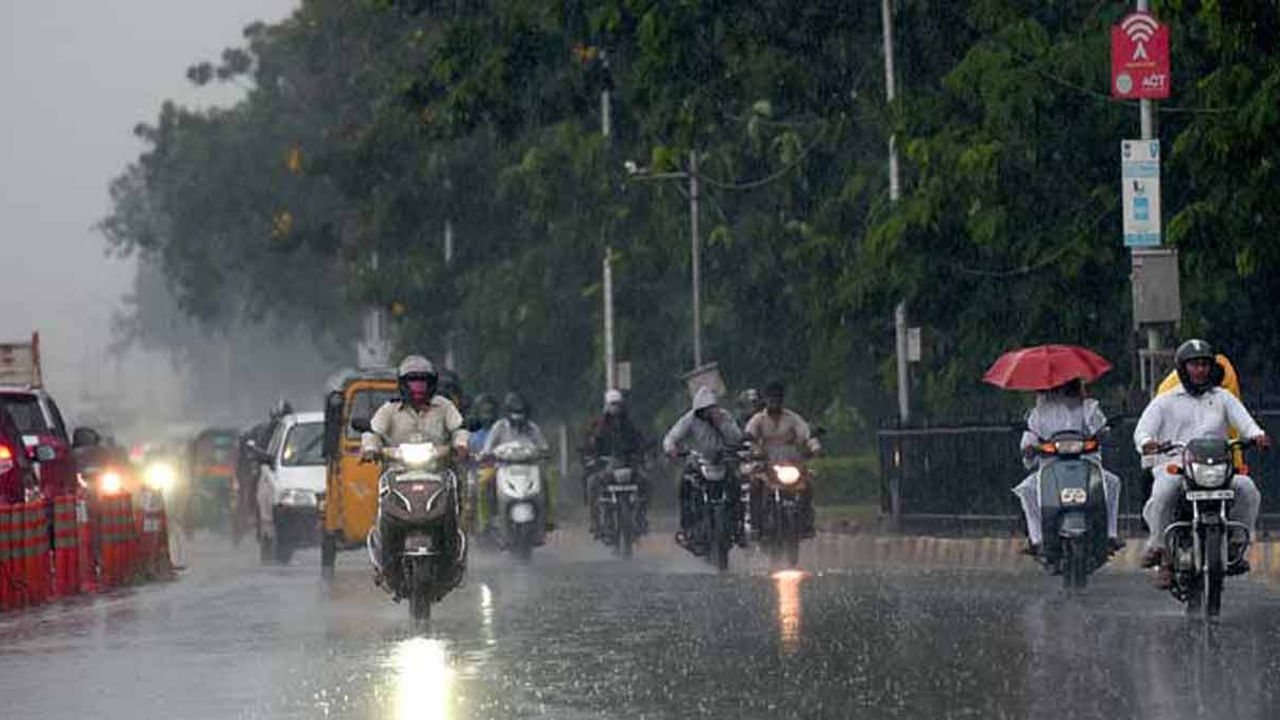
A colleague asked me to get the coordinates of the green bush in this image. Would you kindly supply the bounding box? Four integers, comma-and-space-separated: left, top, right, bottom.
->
809, 453, 880, 504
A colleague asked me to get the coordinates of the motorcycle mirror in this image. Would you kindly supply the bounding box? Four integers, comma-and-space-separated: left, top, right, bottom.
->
351, 417, 373, 433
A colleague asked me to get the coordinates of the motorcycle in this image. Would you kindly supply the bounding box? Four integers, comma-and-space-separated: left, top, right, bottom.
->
678, 448, 746, 571
356, 422, 466, 623
751, 459, 810, 569
489, 440, 549, 561
1024, 428, 1114, 589
1153, 437, 1254, 617
590, 455, 648, 558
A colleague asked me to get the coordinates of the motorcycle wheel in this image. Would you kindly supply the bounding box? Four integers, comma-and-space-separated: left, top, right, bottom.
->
1205, 525, 1225, 617
408, 556, 433, 623
274, 535, 294, 566
512, 525, 533, 563
321, 531, 336, 572
618, 494, 634, 559
1062, 538, 1088, 591
712, 504, 731, 572
783, 512, 800, 570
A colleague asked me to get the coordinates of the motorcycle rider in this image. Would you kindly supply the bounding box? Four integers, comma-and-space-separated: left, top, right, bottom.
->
361, 355, 469, 591
583, 389, 649, 535
466, 393, 499, 531
736, 388, 765, 428
744, 381, 821, 539
1013, 379, 1123, 556
236, 398, 292, 542
663, 386, 745, 544
481, 392, 554, 530
1134, 339, 1269, 582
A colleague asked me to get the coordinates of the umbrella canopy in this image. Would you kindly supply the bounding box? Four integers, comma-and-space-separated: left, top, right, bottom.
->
982, 344, 1112, 391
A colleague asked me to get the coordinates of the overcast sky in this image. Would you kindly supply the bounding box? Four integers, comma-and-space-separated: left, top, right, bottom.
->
0, 0, 297, 417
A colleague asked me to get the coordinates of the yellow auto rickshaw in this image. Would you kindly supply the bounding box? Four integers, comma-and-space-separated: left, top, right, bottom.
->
319, 368, 400, 571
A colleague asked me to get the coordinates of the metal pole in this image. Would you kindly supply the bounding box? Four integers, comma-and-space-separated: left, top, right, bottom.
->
1136, 0, 1160, 392
601, 88, 611, 139
882, 0, 909, 424
690, 150, 703, 368
604, 247, 616, 389
444, 219, 455, 370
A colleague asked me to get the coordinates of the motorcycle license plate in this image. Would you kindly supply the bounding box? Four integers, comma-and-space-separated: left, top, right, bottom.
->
607, 484, 639, 493
1186, 489, 1234, 501
510, 503, 536, 523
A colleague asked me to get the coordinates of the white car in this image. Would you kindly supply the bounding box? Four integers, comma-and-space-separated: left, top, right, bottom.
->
255, 411, 325, 564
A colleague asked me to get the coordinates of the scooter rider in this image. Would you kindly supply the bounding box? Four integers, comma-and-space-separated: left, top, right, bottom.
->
663, 386, 744, 541
482, 392, 554, 529
1134, 339, 1269, 579
361, 355, 469, 589
744, 381, 821, 538
1013, 379, 1123, 556
584, 389, 649, 534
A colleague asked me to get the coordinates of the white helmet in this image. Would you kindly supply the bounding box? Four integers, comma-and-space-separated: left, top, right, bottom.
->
603, 388, 624, 407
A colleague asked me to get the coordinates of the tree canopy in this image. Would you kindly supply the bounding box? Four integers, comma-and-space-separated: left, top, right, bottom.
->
102, 0, 1280, 435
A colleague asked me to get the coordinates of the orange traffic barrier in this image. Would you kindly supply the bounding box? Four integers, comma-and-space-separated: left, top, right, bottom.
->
0, 504, 13, 610
76, 493, 96, 593
20, 500, 49, 606
51, 495, 78, 598
136, 491, 173, 580
95, 494, 129, 588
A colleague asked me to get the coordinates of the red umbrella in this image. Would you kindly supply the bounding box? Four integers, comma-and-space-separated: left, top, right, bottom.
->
982, 344, 1112, 391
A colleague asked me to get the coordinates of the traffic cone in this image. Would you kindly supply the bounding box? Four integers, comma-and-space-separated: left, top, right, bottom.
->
0, 504, 12, 611
77, 493, 96, 593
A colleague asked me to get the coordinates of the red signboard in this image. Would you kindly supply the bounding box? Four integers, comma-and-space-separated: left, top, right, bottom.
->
1111, 12, 1171, 99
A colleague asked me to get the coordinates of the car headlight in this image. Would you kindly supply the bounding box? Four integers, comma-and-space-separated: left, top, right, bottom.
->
1191, 462, 1229, 489
773, 465, 802, 485
100, 471, 124, 495
278, 488, 318, 507
144, 463, 176, 492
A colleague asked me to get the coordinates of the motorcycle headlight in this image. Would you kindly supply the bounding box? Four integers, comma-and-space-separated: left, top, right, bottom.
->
1052, 440, 1085, 455
773, 465, 802, 485
398, 443, 436, 466
144, 463, 176, 492
279, 488, 319, 507
1190, 462, 1229, 489
100, 471, 123, 495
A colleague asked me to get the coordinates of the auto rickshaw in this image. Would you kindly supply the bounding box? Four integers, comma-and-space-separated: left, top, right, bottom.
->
320, 368, 401, 571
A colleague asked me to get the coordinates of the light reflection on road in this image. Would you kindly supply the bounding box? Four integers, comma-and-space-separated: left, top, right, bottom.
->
389, 636, 456, 720
772, 569, 806, 655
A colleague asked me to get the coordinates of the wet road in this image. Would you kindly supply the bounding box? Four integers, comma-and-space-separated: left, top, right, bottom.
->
3, 531, 1280, 720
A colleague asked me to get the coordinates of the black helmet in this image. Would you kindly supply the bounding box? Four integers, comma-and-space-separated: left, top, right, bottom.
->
397, 355, 438, 404
1174, 339, 1221, 395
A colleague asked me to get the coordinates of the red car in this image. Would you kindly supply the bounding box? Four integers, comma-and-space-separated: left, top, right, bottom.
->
0, 387, 76, 499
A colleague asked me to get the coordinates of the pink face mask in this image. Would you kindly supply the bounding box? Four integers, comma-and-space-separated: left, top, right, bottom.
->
408, 380, 429, 403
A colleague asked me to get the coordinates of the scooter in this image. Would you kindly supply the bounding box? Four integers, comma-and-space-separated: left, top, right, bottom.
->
1025, 428, 1113, 589
489, 440, 549, 561
355, 421, 465, 623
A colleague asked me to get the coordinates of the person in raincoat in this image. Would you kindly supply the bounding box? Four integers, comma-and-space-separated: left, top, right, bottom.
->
1013, 379, 1123, 556
481, 392, 555, 530
663, 386, 744, 538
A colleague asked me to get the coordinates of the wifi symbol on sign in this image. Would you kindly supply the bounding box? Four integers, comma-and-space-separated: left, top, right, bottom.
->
1122, 14, 1159, 43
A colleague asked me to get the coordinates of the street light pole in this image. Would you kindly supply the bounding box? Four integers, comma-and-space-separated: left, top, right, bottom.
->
690, 150, 702, 368
882, 0, 909, 425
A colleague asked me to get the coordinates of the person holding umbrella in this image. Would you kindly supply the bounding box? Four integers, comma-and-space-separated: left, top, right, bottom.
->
984, 345, 1122, 557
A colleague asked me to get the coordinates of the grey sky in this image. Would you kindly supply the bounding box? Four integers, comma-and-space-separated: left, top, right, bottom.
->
0, 0, 297, 417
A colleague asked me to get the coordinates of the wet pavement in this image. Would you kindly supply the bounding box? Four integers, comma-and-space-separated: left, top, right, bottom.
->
2, 530, 1280, 719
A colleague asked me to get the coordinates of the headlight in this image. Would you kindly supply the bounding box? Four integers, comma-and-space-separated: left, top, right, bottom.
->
100, 471, 123, 495
398, 443, 436, 466
144, 463, 176, 492
773, 465, 802, 485
279, 488, 318, 507
1191, 462, 1229, 489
